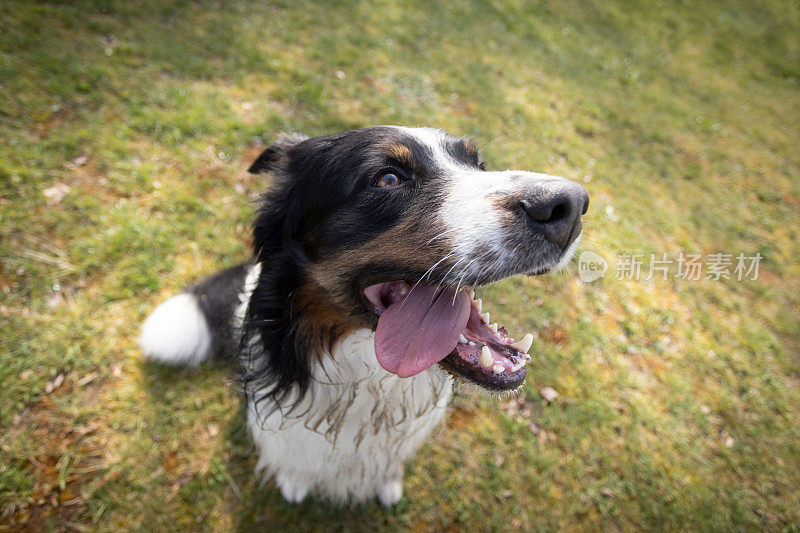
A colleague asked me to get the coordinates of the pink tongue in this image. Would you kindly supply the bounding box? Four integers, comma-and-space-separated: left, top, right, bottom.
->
374, 284, 470, 378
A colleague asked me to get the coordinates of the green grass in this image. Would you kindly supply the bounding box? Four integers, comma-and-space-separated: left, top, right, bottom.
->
1, 0, 799, 530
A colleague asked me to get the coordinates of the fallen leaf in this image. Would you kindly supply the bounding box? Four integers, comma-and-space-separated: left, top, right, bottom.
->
162, 451, 179, 475
543, 328, 569, 344
58, 487, 76, 504
76, 372, 98, 387
45, 374, 65, 394
39, 395, 56, 409
540, 386, 559, 403
43, 183, 71, 205
69, 153, 90, 168
76, 423, 99, 436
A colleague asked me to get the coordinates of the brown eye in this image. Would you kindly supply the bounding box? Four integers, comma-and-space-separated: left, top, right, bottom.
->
375, 173, 402, 188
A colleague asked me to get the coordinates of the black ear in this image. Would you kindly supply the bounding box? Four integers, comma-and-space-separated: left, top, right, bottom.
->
247, 132, 309, 174
248, 145, 282, 174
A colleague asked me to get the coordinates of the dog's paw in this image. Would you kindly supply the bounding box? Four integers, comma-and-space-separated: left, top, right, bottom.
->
276, 474, 309, 504
375, 477, 403, 507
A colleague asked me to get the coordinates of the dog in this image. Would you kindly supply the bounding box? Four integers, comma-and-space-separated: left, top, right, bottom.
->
139, 126, 588, 505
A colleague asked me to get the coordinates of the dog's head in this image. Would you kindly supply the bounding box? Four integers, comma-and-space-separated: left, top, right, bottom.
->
245, 126, 588, 402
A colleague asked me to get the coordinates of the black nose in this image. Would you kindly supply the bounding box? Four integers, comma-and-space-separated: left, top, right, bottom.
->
521, 180, 589, 249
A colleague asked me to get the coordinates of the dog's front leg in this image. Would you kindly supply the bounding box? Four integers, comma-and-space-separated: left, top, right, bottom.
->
375, 465, 404, 506
275, 473, 311, 504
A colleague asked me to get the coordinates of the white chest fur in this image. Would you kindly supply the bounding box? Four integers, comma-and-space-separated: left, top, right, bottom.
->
246, 328, 453, 505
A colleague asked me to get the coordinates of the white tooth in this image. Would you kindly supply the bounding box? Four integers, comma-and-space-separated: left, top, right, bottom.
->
475, 299, 482, 313
468, 341, 476, 347
459, 333, 468, 344
511, 333, 534, 354
522, 353, 531, 361
480, 346, 493, 368
481, 312, 490, 324
511, 361, 526, 372
398, 282, 409, 296
492, 364, 505, 375
466, 287, 475, 299
489, 323, 498, 334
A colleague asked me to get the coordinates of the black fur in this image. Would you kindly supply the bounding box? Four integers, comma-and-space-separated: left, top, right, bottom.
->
254, 128, 429, 255
188, 263, 248, 356
243, 135, 315, 414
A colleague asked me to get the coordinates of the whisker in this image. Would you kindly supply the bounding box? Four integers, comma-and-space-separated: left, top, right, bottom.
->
415, 228, 459, 251
436, 257, 465, 295
401, 252, 457, 311
453, 257, 479, 302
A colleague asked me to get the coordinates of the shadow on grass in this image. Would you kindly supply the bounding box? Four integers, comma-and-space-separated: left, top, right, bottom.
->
140, 358, 403, 531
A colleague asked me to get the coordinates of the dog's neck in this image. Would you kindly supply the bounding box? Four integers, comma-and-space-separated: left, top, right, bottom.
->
251, 327, 453, 445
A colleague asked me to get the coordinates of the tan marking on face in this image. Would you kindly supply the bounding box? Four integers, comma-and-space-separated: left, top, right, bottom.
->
463, 139, 479, 158
293, 277, 362, 356
491, 191, 522, 221
384, 143, 414, 166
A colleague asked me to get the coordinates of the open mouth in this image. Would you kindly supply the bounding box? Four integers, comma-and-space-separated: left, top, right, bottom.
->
363, 280, 533, 390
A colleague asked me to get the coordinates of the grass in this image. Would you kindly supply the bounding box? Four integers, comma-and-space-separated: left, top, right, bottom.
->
1, 0, 799, 530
